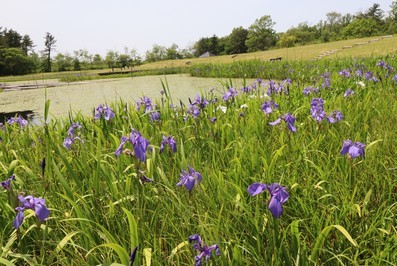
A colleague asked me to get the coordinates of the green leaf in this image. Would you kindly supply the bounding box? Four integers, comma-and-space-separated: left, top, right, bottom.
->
86, 243, 129, 266
122, 207, 139, 248
311, 225, 357, 262
0, 257, 15, 266
143, 248, 152, 266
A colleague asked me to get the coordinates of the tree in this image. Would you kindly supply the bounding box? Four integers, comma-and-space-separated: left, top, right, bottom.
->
4, 29, 22, 48
0, 47, 35, 75
277, 34, 297, 48
117, 53, 131, 70
145, 44, 167, 62
390, 1, 397, 22
92, 54, 103, 67
193, 35, 220, 57
386, 1, 397, 33
43, 32, 56, 72
166, 43, 182, 60
366, 3, 384, 22
341, 18, 379, 38
286, 22, 317, 45
245, 15, 277, 52
54, 53, 73, 72
21, 35, 34, 55
225, 27, 248, 54
74, 49, 93, 70
193, 37, 211, 57
105, 50, 118, 72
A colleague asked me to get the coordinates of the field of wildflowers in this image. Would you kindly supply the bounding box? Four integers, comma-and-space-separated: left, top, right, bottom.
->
1, 57, 397, 265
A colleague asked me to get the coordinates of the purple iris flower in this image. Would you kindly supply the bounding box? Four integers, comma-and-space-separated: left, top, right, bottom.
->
393, 74, 397, 83
63, 136, 84, 150
129, 130, 150, 162
67, 122, 82, 137
160, 135, 177, 153
94, 104, 115, 120
187, 104, 201, 119
149, 111, 161, 122
310, 98, 326, 122
338, 69, 351, 78
322, 77, 331, 88
114, 136, 128, 157
241, 86, 251, 93
177, 166, 202, 191
261, 100, 279, 114
365, 71, 379, 82
0, 122, 4, 131
14, 195, 50, 229
7, 116, 28, 127
302, 86, 319, 96
376, 60, 393, 72
210, 117, 217, 123
188, 234, 220, 266
340, 140, 365, 159
136, 96, 153, 113
365, 71, 373, 80
247, 182, 289, 218
344, 89, 355, 97
222, 87, 238, 101
64, 122, 84, 149
115, 130, 151, 162
1, 175, 15, 190
355, 69, 363, 77
269, 113, 296, 132
327, 111, 343, 123
192, 95, 209, 109
376, 60, 387, 68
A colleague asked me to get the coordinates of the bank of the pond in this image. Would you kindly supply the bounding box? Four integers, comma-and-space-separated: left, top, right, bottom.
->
0, 74, 250, 120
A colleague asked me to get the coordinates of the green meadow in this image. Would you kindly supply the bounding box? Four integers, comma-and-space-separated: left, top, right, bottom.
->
1, 39, 397, 265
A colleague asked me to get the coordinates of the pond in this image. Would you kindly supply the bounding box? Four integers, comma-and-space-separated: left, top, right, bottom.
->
0, 74, 249, 122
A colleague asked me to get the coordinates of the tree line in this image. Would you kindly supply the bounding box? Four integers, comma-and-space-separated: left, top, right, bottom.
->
1, 2, 397, 76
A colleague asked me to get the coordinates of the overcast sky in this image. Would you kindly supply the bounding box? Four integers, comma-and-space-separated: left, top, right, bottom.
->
1, 0, 394, 57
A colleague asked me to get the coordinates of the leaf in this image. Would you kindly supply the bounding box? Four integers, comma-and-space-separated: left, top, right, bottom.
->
1, 231, 17, 257
122, 207, 139, 248
55, 231, 80, 253
0, 257, 15, 266
7, 160, 19, 176
365, 139, 382, 150
86, 243, 129, 266
143, 248, 152, 266
311, 225, 357, 262
169, 241, 189, 257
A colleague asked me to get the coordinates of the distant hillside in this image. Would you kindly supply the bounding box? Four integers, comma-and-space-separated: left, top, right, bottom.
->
134, 35, 396, 71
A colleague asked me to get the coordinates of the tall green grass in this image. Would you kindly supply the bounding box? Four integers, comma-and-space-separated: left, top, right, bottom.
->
189, 55, 397, 82
0, 57, 397, 265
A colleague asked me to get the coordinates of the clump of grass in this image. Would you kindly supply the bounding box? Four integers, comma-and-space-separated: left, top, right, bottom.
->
0, 57, 397, 265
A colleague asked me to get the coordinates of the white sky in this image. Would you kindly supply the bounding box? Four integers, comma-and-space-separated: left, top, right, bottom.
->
1, 0, 394, 57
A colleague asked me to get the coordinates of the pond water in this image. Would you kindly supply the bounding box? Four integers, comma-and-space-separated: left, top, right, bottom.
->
0, 74, 249, 122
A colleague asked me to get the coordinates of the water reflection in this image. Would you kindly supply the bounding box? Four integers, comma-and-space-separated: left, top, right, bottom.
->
0, 110, 36, 123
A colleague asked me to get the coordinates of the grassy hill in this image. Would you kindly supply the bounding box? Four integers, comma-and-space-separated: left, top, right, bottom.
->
134, 35, 397, 71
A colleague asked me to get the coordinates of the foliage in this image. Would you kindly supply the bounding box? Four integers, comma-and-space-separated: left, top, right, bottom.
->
0, 48, 35, 76
277, 34, 297, 48
1, 56, 397, 265
145, 44, 167, 63
341, 18, 381, 38
43, 32, 56, 72
193, 35, 220, 57
245, 15, 278, 52
224, 27, 249, 54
